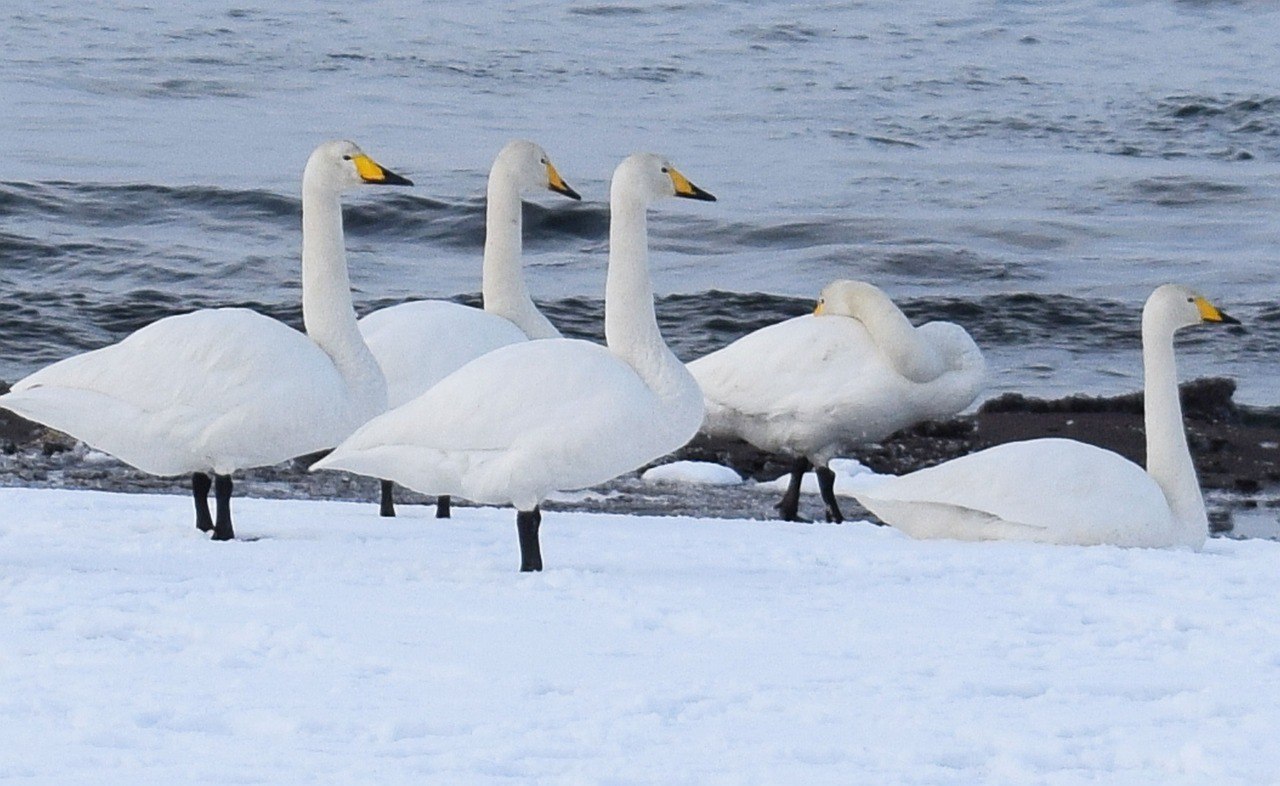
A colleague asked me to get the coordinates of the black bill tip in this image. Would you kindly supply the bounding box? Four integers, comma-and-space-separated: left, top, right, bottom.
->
376, 168, 414, 187
677, 183, 717, 202
550, 181, 582, 200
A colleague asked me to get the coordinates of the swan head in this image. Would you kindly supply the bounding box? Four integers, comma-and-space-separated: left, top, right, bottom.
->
611, 153, 716, 205
304, 140, 413, 193
495, 140, 580, 200
813, 280, 891, 317
1144, 284, 1240, 333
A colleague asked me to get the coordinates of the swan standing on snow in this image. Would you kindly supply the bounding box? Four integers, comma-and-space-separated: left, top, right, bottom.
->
315, 153, 715, 571
845, 284, 1237, 549
358, 140, 580, 519
688, 280, 985, 523
0, 140, 412, 540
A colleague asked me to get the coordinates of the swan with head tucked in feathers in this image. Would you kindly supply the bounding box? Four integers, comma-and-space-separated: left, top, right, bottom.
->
688, 279, 985, 523
357, 140, 580, 518
0, 140, 412, 540
314, 152, 716, 571
844, 284, 1238, 549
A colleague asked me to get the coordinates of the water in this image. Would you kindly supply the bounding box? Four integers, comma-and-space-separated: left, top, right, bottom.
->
3, 0, 1280, 405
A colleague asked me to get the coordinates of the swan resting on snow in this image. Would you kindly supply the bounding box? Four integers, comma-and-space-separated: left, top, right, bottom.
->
0, 140, 412, 540
844, 284, 1238, 549
315, 153, 715, 571
358, 140, 580, 519
688, 280, 985, 523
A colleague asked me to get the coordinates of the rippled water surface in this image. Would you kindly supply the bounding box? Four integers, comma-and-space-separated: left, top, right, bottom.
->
3, 1, 1280, 403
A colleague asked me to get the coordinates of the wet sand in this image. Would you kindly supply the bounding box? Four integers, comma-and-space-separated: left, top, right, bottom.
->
3, 377, 1277, 538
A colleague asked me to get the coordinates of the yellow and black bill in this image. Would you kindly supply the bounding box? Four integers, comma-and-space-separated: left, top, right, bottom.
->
546, 162, 581, 200
354, 154, 414, 186
669, 166, 716, 202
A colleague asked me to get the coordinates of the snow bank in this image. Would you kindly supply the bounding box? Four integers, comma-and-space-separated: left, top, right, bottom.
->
2, 487, 1279, 784
641, 460, 743, 486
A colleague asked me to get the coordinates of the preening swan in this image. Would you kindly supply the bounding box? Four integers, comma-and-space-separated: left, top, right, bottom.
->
357, 140, 580, 518
0, 140, 412, 540
315, 153, 715, 571
688, 280, 984, 523
845, 284, 1238, 549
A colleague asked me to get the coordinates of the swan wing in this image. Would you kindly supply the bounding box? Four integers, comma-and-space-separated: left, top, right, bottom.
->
318, 339, 692, 506
690, 315, 983, 453
3, 308, 353, 474
690, 315, 884, 420
359, 300, 528, 408
846, 438, 1172, 544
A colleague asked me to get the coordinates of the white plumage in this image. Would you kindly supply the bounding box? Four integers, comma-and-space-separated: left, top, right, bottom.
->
0, 140, 412, 539
845, 284, 1238, 549
2, 309, 371, 476
688, 279, 985, 521
316, 152, 716, 570
358, 139, 578, 409
359, 300, 527, 410
318, 338, 694, 512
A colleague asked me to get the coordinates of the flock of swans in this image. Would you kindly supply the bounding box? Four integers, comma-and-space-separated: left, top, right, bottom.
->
0, 139, 1239, 571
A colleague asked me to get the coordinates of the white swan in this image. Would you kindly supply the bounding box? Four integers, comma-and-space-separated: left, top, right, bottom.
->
314, 153, 715, 571
688, 280, 985, 522
844, 284, 1238, 549
357, 140, 579, 518
0, 140, 412, 540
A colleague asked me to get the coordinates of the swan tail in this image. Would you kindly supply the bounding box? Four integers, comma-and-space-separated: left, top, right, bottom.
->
314, 444, 470, 497
0, 387, 199, 476
850, 486, 1046, 542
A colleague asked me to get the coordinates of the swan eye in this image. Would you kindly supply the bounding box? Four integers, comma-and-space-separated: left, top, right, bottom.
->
660, 167, 669, 173
1187, 297, 1195, 303
540, 158, 548, 165
342, 155, 352, 161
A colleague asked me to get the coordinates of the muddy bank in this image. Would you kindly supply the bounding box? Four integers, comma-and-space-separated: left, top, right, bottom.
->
2, 377, 1278, 537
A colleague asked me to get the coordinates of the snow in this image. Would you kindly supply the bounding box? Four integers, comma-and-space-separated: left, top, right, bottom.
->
642, 461, 743, 486
3, 487, 1280, 784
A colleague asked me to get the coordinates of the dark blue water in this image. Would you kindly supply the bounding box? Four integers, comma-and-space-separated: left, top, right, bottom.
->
2, 1, 1280, 404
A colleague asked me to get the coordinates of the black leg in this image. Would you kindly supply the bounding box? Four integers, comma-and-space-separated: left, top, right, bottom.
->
212, 474, 235, 541
192, 472, 213, 532
379, 479, 396, 518
815, 465, 844, 524
776, 456, 812, 521
516, 507, 542, 572
436, 495, 451, 519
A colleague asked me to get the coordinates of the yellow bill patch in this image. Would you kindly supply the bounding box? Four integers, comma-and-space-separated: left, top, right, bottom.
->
353, 154, 388, 182
546, 162, 568, 191
668, 167, 699, 197
814, 301, 825, 315
1195, 296, 1226, 322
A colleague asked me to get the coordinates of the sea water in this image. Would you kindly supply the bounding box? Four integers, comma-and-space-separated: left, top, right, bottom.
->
3, 0, 1279, 404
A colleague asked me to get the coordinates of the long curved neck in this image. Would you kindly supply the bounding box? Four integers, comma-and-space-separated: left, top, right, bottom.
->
605, 193, 683, 396
301, 179, 385, 410
857, 298, 945, 382
1142, 313, 1207, 539
482, 169, 560, 339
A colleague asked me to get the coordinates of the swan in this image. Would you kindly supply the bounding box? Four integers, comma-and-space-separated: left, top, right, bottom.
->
358, 139, 580, 519
314, 152, 715, 571
687, 280, 985, 523
0, 140, 412, 540
844, 284, 1238, 549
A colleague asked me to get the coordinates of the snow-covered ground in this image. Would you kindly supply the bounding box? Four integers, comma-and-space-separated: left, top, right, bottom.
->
3, 487, 1279, 784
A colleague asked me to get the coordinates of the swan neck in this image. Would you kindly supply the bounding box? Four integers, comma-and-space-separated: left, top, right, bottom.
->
1142, 313, 1207, 541
857, 299, 945, 382
300, 180, 385, 409
605, 196, 679, 391
481, 169, 559, 339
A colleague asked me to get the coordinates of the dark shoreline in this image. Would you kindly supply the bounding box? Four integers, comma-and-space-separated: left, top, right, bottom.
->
3, 377, 1278, 539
